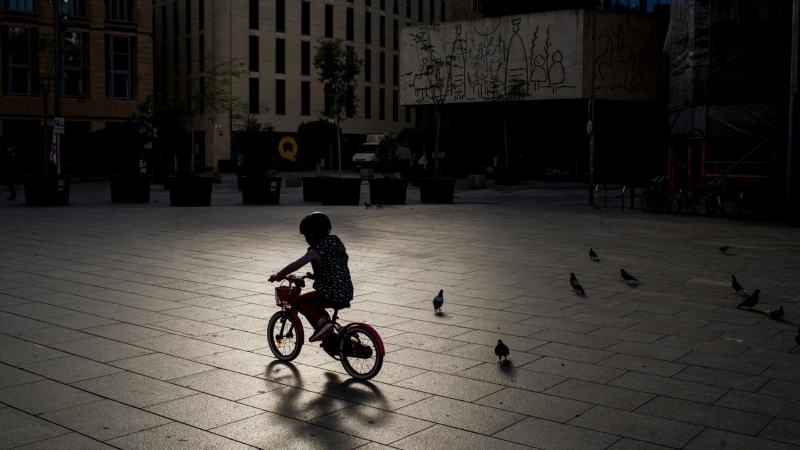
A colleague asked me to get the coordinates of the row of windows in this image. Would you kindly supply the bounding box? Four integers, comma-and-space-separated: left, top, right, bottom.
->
245, 38, 398, 86
1, 27, 135, 98
161, 0, 204, 41
2, 0, 136, 22
248, 79, 409, 122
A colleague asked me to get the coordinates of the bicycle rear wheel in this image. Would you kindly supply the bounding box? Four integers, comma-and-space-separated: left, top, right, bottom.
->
666, 193, 678, 214
640, 191, 650, 212
689, 196, 701, 214
267, 311, 302, 361
339, 326, 383, 380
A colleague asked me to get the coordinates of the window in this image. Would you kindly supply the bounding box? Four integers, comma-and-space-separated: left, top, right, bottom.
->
324, 82, 332, 116
406, 0, 411, 18
364, 86, 371, 119
62, 0, 87, 18
186, 0, 191, 33
276, 79, 286, 114
186, 37, 191, 74
392, 54, 398, 85
301, 41, 310, 75
379, 16, 385, 47
325, 4, 333, 38
107, 0, 135, 21
392, 90, 398, 121
62, 34, 87, 94
2, 0, 34, 12
276, 0, 285, 32
173, 41, 179, 74
2, 27, 33, 95
301, 1, 310, 35
394, 0, 398, 15
161, 6, 167, 41
173, 2, 178, 36
186, 79, 192, 107
275, 38, 285, 73
418, 0, 423, 22
405, 105, 411, 122
365, 11, 371, 44
379, 51, 385, 84
441, 0, 445, 21
249, 36, 259, 71
366, 0, 371, 5
379, 88, 385, 120
249, 0, 258, 29
198, 34, 204, 70
430, 0, 434, 23
380, 0, 385, 10
346, 8, 354, 41
393, 19, 398, 50
249, 78, 259, 113
107, 35, 135, 98
199, 76, 205, 112
346, 85, 354, 118
301, 81, 310, 115
198, 0, 204, 29
160, 43, 167, 89
364, 49, 371, 82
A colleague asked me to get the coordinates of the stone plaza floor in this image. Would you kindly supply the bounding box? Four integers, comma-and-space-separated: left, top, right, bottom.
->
1, 176, 800, 449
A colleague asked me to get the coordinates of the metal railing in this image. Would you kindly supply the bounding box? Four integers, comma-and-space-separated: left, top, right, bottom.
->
594, 184, 607, 209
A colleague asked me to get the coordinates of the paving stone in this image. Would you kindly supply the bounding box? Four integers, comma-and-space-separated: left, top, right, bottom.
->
19, 356, 123, 384
569, 405, 703, 448
0, 334, 25, 346
0, 342, 69, 366
82, 322, 168, 342
14, 433, 114, 449
40, 399, 171, 441
544, 379, 655, 411
652, 335, 747, 357
212, 411, 367, 449
0, 408, 70, 450
50, 336, 153, 362
451, 330, 548, 352
194, 329, 269, 351
193, 349, 275, 377
40, 313, 118, 330
493, 416, 620, 450
476, 387, 593, 422
132, 334, 230, 359
72, 371, 196, 408
523, 357, 626, 384
609, 371, 729, 404
676, 351, 772, 376
605, 438, 672, 450
393, 424, 530, 450
9, 326, 92, 345
397, 396, 525, 435
673, 366, 769, 392
635, 396, 772, 435
311, 404, 432, 444
0, 379, 101, 415
323, 379, 432, 411
145, 392, 263, 429
531, 342, 614, 364
457, 362, 566, 392
715, 390, 800, 421
387, 348, 483, 374
519, 316, 603, 334
598, 354, 688, 377
108, 422, 255, 449
757, 418, 800, 446
395, 371, 505, 401
0, 363, 45, 388
606, 341, 691, 362
684, 428, 799, 450
444, 343, 542, 366
383, 332, 468, 353
170, 368, 282, 401
241, 386, 353, 421
531, 328, 621, 350
110, 352, 215, 380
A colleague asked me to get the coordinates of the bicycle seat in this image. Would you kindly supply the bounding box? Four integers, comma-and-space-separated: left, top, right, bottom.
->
332, 302, 351, 311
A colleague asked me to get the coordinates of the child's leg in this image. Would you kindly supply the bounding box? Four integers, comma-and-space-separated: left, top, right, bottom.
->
292, 291, 327, 327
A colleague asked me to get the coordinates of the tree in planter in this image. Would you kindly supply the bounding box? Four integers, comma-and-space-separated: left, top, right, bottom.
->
312, 38, 364, 178
375, 134, 401, 179
489, 78, 529, 167
232, 100, 277, 176
295, 119, 336, 176
405, 24, 464, 179
127, 91, 188, 176
183, 57, 247, 173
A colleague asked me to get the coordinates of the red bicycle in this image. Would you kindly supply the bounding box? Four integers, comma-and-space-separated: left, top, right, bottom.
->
267, 273, 385, 380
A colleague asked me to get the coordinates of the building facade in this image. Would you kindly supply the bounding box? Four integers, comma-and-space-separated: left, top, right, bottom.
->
0, 0, 153, 175
152, 0, 478, 171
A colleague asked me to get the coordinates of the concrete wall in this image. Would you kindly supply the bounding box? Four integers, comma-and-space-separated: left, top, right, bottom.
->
401, 9, 665, 105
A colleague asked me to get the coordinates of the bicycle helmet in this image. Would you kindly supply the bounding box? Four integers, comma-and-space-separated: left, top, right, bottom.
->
299, 212, 332, 243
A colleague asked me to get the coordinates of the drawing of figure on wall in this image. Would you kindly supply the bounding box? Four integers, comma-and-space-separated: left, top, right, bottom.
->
530, 54, 547, 91
451, 25, 467, 101
504, 18, 529, 97
469, 25, 503, 100
548, 50, 565, 92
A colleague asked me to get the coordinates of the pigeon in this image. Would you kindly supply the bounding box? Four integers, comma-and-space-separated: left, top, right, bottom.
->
495, 339, 509, 363
589, 248, 598, 260
766, 306, 784, 319
620, 269, 639, 284
432, 290, 443, 313
364, 201, 372, 209
376, 204, 384, 209
731, 275, 748, 296
737, 289, 760, 310
570, 273, 585, 294
795, 328, 800, 347
720, 246, 730, 254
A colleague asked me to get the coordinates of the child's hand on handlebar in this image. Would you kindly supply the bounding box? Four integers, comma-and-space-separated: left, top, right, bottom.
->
268, 274, 283, 283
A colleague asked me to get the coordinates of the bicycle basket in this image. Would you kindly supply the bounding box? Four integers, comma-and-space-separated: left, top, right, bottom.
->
275, 285, 298, 308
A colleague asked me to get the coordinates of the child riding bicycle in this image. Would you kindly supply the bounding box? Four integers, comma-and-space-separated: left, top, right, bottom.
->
269, 212, 353, 342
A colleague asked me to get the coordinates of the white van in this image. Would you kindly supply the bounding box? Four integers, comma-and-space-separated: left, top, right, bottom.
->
352, 136, 411, 170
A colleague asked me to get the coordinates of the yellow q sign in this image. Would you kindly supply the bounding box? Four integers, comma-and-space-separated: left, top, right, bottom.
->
278, 137, 298, 162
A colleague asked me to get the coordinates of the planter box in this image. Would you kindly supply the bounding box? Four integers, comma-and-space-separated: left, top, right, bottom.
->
360, 169, 375, 180
110, 174, 152, 203
368, 178, 408, 205
418, 178, 456, 204
494, 166, 519, 185
322, 178, 362, 206
284, 174, 302, 187
469, 175, 486, 189
24, 175, 71, 206
168, 176, 213, 207
240, 176, 283, 204
302, 176, 324, 202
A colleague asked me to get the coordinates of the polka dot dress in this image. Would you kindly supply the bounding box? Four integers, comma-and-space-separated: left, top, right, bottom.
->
310, 235, 354, 303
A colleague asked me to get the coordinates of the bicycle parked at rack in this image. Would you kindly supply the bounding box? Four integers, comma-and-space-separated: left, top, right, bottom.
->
640, 176, 677, 214
703, 179, 726, 217
677, 189, 701, 215
267, 273, 385, 380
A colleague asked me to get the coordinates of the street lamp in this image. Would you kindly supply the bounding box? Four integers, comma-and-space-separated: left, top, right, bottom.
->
45, 0, 69, 175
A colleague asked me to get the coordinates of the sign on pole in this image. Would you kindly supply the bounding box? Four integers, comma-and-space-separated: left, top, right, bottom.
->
54, 117, 65, 135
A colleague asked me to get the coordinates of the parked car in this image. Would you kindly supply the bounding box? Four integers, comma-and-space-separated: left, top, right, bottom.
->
352, 142, 411, 170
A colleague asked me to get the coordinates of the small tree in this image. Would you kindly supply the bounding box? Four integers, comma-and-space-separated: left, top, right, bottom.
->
129, 91, 188, 176
406, 24, 463, 178
232, 100, 276, 175
296, 119, 337, 176
376, 134, 401, 178
490, 78, 529, 166
184, 57, 246, 172
313, 38, 364, 177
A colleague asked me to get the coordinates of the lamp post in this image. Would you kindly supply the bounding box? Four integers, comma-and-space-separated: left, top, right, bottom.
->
46, 0, 69, 175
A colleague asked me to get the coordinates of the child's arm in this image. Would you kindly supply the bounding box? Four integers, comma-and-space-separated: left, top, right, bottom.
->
269, 249, 321, 282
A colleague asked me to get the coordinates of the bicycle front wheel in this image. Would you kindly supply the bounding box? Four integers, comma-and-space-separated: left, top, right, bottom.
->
689, 196, 701, 214
640, 191, 650, 212
339, 326, 383, 380
267, 311, 302, 361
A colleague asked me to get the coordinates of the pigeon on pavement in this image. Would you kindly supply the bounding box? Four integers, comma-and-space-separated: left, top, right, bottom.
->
731, 275, 748, 296
570, 273, 585, 294
495, 340, 509, 363
620, 269, 639, 284
589, 248, 599, 260
376, 204, 384, 209
433, 290, 443, 313
364, 202, 372, 209
766, 306, 784, 319
737, 289, 760, 310
720, 246, 730, 254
